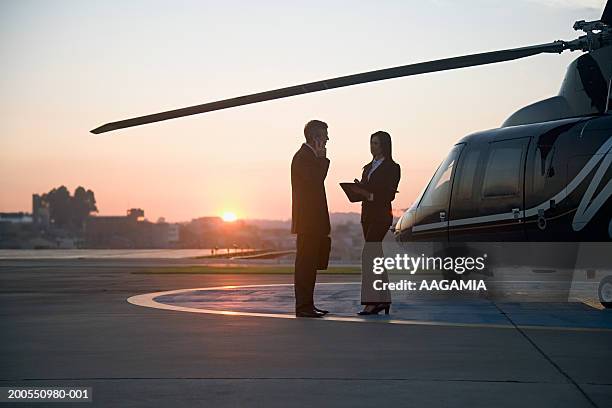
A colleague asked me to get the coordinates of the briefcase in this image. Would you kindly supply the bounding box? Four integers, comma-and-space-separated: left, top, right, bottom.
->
317, 236, 331, 270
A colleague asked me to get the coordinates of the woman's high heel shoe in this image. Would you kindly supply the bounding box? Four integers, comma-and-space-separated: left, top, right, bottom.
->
372, 303, 390, 315
357, 303, 391, 315
357, 305, 375, 315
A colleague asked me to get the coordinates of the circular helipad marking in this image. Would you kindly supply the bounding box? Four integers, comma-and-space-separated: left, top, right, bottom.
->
127, 282, 612, 332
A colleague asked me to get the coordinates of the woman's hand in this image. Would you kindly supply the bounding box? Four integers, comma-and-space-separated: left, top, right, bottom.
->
352, 185, 371, 199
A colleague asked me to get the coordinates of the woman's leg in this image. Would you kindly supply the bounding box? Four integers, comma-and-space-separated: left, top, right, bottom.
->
360, 221, 392, 305
360, 223, 373, 306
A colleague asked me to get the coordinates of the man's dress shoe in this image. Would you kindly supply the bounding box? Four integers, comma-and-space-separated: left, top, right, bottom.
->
314, 307, 329, 315
295, 310, 324, 318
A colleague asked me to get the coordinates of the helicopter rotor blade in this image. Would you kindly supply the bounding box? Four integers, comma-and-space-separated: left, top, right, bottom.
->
603, 0, 612, 25
91, 41, 565, 134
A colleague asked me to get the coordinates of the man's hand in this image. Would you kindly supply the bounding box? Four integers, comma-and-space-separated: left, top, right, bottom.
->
314, 138, 327, 158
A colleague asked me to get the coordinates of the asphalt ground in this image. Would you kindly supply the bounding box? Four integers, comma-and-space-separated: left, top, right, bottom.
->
1, 259, 611, 407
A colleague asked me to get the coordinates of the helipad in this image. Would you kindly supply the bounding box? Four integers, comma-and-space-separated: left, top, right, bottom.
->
128, 282, 612, 332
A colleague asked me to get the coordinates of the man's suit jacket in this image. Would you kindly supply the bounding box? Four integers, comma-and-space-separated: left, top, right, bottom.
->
291, 143, 331, 236
359, 159, 401, 225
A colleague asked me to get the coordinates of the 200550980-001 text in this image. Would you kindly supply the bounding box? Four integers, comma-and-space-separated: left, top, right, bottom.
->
0, 387, 92, 403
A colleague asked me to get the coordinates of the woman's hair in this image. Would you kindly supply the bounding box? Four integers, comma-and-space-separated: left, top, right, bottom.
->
371, 131, 393, 161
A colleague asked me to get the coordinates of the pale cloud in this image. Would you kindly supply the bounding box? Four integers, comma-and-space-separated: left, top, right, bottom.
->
429, 0, 605, 12
524, 0, 606, 11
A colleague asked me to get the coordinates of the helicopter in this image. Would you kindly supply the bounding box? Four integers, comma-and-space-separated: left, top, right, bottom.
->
92, 4, 612, 304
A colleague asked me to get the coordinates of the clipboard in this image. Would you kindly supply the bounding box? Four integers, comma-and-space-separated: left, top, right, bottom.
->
340, 182, 364, 203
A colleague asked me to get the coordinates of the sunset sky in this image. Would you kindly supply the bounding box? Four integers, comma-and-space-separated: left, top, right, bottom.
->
0, 0, 606, 222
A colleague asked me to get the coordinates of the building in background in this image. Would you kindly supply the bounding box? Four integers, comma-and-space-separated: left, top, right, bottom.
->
0, 212, 33, 224
84, 208, 181, 249
0, 212, 39, 249
32, 194, 50, 228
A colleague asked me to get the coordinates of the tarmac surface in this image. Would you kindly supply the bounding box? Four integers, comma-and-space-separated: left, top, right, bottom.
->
1, 259, 612, 407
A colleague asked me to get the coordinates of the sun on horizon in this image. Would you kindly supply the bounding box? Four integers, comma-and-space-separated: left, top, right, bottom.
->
221, 211, 238, 222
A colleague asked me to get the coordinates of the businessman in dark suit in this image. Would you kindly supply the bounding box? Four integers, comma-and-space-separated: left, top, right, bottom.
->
291, 120, 331, 318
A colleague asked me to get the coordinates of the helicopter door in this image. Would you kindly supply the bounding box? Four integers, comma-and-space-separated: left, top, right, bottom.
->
448, 143, 485, 241
449, 137, 530, 241
412, 144, 464, 241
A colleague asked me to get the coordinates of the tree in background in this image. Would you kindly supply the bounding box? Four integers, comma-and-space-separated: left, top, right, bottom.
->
73, 187, 98, 226
42, 186, 98, 232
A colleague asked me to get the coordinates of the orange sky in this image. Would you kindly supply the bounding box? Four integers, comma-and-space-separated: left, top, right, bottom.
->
0, 1, 604, 221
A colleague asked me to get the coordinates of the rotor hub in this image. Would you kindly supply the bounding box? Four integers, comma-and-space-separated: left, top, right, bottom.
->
565, 19, 612, 52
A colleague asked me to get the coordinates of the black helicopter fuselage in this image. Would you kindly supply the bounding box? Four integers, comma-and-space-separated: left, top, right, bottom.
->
395, 113, 612, 242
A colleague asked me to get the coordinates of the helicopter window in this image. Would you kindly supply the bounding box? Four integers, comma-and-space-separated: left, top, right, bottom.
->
455, 150, 480, 200
482, 143, 524, 197
533, 145, 556, 192
419, 144, 463, 207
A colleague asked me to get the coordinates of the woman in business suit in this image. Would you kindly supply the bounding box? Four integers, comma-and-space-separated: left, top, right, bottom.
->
351, 131, 401, 315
